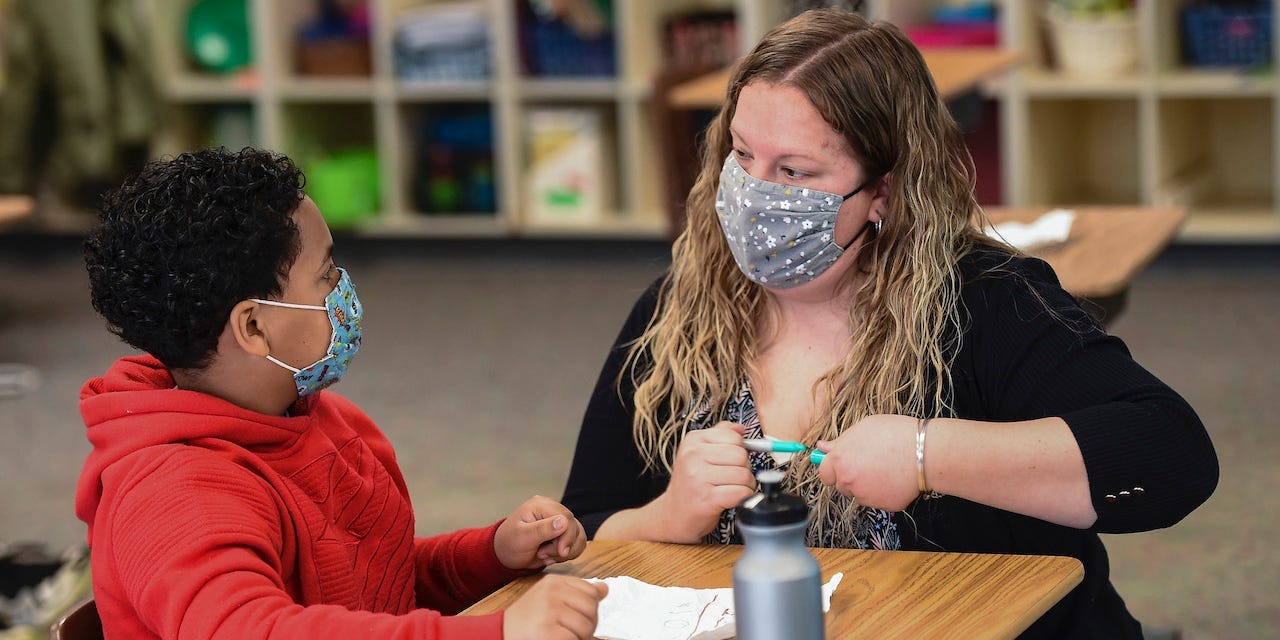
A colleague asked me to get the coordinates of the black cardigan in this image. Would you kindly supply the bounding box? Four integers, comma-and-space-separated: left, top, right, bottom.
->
561, 250, 1218, 639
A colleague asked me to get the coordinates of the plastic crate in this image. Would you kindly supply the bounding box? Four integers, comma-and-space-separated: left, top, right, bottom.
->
525, 19, 615, 77
395, 40, 489, 81
906, 23, 999, 48
1181, 2, 1273, 68
393, 3, 490, 81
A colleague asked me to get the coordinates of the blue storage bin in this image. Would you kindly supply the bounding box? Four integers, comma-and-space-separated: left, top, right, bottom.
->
525, 19, 615, 77
1181, 2, 1273, 68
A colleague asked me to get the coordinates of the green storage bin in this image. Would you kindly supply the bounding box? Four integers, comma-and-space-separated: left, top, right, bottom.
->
306, 151, 380, 228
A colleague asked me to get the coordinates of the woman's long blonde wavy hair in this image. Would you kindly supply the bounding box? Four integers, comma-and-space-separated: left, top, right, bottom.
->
625, 10, 999, 544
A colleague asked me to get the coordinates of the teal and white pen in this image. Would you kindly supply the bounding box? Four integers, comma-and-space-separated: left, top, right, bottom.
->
742, 438, 826, 465
741, 438, 809, 454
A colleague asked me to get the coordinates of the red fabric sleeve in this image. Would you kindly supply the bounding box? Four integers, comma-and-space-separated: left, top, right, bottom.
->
414, 520, 537, 614
103, 449, 505, 639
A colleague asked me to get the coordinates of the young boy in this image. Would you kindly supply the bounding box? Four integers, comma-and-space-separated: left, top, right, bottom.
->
77, 147, 606, 639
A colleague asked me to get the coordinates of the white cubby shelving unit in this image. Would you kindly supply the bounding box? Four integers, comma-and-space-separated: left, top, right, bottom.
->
146, 0, 789, 239
146, 0, 1280, 242
998, 0, 1280, 242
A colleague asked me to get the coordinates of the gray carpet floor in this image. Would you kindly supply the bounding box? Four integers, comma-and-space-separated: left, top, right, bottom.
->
1, 237, 1275, 638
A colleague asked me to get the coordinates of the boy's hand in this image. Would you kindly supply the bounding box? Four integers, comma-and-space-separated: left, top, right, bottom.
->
495, 495, 588, 570
503, 575, 607, 640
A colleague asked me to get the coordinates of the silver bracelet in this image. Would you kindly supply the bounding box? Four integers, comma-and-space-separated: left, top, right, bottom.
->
916, 418, 931, 494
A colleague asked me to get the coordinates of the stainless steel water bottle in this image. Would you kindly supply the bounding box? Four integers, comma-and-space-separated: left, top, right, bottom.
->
733, 468, 825, 640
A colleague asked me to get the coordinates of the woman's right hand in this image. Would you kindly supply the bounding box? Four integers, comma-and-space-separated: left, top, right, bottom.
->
504, 575, 608, 640
650, 421, 756, 542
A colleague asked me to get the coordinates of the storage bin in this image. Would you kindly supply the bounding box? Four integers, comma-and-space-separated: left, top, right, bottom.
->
395, 40, 489, 81
296, 38, 372, 77
394, 2, 490, 81
1181, 2, 1272, 68
307, 150, 380, 228
1044, 4, 1139, 77
906, 24, 999, 48
525, 19, 615, 77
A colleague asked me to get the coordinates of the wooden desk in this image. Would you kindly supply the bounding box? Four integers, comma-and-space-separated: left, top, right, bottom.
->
464, 540, 1083, 639
984, 207, 1186, 301
668, 47, 1022, 108
0, 195, 34, 225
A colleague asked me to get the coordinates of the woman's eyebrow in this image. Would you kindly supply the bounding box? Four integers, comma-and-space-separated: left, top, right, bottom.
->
730, 128, 825, 164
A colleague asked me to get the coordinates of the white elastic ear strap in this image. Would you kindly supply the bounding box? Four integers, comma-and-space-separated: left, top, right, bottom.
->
250, 298, 326, 311
265, 355, 301, 373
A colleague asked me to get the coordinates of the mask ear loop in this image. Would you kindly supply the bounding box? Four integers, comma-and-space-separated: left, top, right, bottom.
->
249, 299, 326, 311
839, 221, 873, 251
265, 355, 302, 373
838, 173, 884, 251
249, 298, 329, 376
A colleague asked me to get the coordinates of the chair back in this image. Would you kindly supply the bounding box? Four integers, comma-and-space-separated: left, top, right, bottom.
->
49, 599, 103, 640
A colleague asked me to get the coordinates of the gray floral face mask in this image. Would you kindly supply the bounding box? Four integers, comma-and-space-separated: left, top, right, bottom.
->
715, 154, 875, 288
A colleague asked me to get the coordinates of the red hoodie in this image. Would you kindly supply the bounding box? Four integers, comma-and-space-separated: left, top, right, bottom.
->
77, 355, 527, 639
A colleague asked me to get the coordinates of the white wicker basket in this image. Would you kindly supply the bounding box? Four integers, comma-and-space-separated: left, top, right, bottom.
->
1045, 4, 1139, 77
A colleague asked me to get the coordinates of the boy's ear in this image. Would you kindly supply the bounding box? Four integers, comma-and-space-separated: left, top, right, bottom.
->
229, 300, 272, 357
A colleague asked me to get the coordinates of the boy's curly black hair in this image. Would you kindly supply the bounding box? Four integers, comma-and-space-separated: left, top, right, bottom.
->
85, 147, 307, 370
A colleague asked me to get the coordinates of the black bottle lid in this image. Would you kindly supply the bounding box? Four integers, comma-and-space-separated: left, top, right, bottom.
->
736, 469, 809, 526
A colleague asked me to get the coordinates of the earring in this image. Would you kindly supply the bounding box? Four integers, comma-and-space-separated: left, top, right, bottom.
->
874, 219, 883, 233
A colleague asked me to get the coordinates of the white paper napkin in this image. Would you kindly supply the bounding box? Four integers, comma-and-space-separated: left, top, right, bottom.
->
585, 572, 843, 640
986, 208, 1076, 251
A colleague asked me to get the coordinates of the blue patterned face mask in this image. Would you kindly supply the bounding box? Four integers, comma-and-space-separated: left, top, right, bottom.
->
715, 154, 875, 288
251, 267, 363, 396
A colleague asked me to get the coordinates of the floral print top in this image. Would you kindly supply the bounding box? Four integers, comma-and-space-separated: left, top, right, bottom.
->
683, 380, 901, 550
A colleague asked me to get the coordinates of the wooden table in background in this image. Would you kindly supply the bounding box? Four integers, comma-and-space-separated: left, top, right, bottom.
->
0, 195, 34, 225
984, 206, 1186, 321
463, 540, 1083, 639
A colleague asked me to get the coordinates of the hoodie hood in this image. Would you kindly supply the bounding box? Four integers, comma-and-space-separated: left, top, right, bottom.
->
76, 355, 314, 541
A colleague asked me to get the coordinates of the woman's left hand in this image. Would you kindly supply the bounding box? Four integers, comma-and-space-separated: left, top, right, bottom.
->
494, 495, 589, 570
815, 414, 922, 511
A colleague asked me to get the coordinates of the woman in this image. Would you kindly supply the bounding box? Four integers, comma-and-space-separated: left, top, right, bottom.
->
561, 9, 1217, 638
